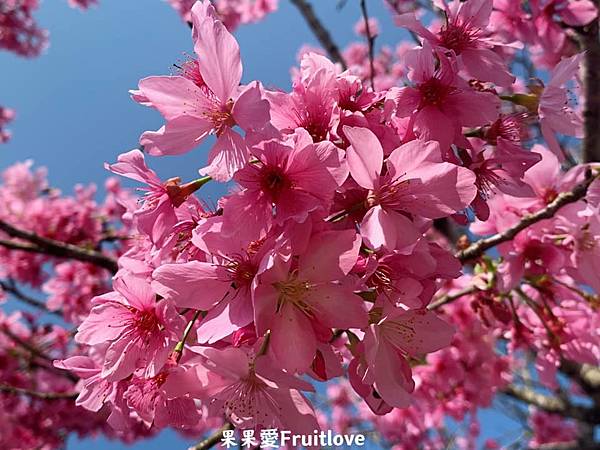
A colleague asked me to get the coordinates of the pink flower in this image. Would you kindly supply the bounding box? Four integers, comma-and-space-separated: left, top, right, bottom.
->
0, 106, 15, 143
344, 126, 477, 250
396, 0, 516, 86
106, 149, 204, 244
463, 138, 540, 220
538, 53, 584, 160
254, 229, 368, 373
222, 138, 343, 235
267, 52, 337, 143
0, 1, 48, 57
54, 355, 117, 412
194, 346, 319, 433
68, 0, 97, 9
497, 230, 567, 291
152, 217, 276, 344
75, 275, 185, 381
123, 364, 201, 429
389, 43, 500, 150
354, 17, 380, 37
134, 0, 270, 181
356, 308, 454, 409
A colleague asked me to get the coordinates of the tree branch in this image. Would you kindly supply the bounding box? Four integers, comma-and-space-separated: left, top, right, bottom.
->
0, 279, 60, 316
289, 0, 348, 70
428, 286, 478, 310
0, 220, 118, 273
576, 4, 600, 163
457, 171, 597, 263
502, 384, 600, 424
0, 383, 77, 401
359, 0, 376, 90
1, 326, 78, 382
189, 422, 233, 450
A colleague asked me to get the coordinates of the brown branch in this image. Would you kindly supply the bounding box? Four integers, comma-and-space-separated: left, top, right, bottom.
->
359, 0, 376, 90
190, 422, 233, 450
0, 383, 77, 401
0, 220, 118, 273
0, 279, 60, 316
502, 384, 600, 424
1, 326, 78, 382
560, 360, 600, 406
457, 171, 597, 263
428, 286, 479, 310
289, 0, 348, 70
576, 5, 600, 163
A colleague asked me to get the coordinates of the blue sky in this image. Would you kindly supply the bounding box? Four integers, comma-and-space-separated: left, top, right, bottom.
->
0, 1, 520, 448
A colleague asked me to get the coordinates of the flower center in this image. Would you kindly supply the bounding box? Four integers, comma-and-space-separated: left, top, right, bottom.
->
132, 309, 161, 334
438, 22, 478, 55
274, 275, 312, 314
367, 263, 394, 293
204, 99, 236, 136
418, 78, 453, 107
224, 254, 258, 288
259, 165, 291, 202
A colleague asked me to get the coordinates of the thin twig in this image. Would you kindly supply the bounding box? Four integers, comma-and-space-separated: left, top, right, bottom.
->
0, 383, 77, 400
0, 220, 118, 273
0, 279, 60, 316
359, 0, 376, 90
1, 326, 78, 382
189, 423, 233, 450
428, 286, 479, 310
289, 0, 348, 70
457, 171, 598, 263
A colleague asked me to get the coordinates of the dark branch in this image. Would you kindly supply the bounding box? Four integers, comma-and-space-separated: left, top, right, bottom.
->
289, 0, 348, 70
0, 279, 60, 316
502, 384, 600, 424
0, 220, 118, 273
428, 286, 478, 310
190, 423, 233, 450
457, 171, 597, 263
576, 6, 600, 163
359, 0, 376, 90
0, 383, 77, 401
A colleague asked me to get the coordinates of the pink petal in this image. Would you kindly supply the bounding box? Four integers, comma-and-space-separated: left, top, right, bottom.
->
191, 1, 242, 101
270, 303, 317, 373
298, 229, 361, 282
137, 76, 206, 120
232, 82, 270, 131
141, 116, 212, 156
199, 128, 249, 182
305, 283, 368, 329
152, 261, 231, 309
343, 126, 383, 190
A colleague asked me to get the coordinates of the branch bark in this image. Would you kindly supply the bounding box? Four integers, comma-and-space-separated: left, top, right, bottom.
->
359, 0, 376, 89
189, 423, 233, 450
0, 279, 60, 316
576, 5, 600, 163
0, 220, 118, 273
457, 171, 597, 263
502, 384, 600, 424
289, 0, 348, 70
0, 383, 77, 401
428, 286, 478, 310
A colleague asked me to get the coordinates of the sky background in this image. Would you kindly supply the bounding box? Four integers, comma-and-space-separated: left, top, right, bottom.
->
0, 1, 520, 448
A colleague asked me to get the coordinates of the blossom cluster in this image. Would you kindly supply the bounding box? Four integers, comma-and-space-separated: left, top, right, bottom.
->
0, 106, 14, 143
0, 161, 141, 447
45, 0, 600, 447
0, 0, 599, 449
168, 0, 278, 30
